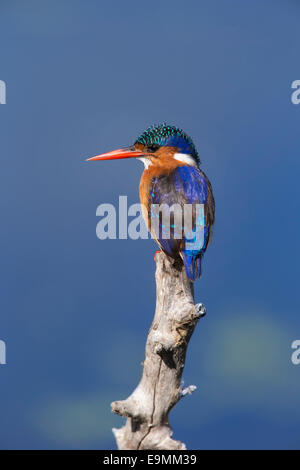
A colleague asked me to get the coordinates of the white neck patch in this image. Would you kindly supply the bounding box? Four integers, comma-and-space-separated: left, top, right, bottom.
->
174, 153, 197, 167
138, 157, 152, 169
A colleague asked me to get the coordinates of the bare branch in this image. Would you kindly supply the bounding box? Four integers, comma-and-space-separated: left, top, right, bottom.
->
111, 252, 205, 450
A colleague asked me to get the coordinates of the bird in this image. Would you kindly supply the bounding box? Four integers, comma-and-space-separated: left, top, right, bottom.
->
87, 123, 215, 281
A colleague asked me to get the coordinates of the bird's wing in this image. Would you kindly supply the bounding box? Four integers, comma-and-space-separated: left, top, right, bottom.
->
149, 165, 214, 264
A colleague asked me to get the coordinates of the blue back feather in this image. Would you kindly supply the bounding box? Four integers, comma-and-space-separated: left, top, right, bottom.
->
150, 166, 211, 281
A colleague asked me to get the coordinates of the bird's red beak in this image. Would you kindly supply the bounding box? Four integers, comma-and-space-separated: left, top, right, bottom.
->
86, 146, 145, 162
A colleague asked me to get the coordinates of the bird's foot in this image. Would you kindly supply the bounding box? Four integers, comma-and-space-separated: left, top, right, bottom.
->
154, 250, 162, 261
195, 303, 206, 318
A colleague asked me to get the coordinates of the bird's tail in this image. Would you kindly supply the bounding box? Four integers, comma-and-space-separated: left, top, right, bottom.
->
182, 252, 202, 281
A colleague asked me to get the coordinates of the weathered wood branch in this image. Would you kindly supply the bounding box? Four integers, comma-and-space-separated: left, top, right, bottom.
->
111, 252, 206, 450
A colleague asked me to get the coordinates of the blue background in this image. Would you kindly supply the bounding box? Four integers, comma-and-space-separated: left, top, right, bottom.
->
0, 0, 299, 449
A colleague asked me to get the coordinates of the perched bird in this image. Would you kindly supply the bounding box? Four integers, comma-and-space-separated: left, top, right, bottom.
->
87, 124, 215, 281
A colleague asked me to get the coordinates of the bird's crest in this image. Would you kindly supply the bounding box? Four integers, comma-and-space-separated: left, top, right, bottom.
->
135, 123, 200, 164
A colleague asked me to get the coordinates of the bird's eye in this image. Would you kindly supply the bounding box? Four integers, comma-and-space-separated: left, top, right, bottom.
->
147, 143, 160, 153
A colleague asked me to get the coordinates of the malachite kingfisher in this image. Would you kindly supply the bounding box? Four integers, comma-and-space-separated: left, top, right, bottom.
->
87, 123, 215, 281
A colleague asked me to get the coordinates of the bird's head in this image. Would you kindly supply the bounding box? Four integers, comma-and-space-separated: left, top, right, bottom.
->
87, 123, 200, 168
